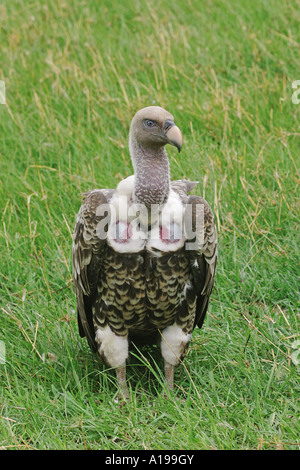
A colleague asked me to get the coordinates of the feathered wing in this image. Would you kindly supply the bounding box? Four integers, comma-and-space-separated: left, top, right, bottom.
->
73, 182, 217, 351
171, 179, 199, 203
170, 181, 217, 329
186, 195, 218, 329
72, 189, 113, 351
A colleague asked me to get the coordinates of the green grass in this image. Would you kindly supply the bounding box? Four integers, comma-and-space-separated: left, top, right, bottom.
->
0, 0, 299, 450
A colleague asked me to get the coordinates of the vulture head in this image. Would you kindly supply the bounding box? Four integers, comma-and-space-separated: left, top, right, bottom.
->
129, 106, 182, 153
129, 106, 183, 206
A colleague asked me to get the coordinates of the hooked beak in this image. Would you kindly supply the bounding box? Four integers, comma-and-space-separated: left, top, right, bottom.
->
163, 120, 183, 153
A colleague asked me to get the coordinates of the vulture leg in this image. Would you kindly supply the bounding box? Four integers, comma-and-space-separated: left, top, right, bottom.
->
160, 323, 192, 395
95, 326, 129, 401
164, 362, 175, 391
115, 364, 129, 402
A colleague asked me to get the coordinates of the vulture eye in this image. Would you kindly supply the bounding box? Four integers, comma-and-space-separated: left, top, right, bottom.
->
144, 119, 156, 128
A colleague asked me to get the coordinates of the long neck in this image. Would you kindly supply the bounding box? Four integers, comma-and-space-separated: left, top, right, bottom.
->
130, 139, 170, 207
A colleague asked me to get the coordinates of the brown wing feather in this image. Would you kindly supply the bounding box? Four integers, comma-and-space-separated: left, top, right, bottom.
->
186, 195, 218, 329
72, 189, 112, 351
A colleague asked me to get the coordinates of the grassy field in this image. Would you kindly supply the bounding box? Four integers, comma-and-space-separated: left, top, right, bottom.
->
0, 0, 299, 450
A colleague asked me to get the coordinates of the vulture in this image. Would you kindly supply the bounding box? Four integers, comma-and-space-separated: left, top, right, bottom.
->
72, 106, 217, 400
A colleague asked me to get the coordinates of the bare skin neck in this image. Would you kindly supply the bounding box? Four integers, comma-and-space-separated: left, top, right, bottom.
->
130, 140, 170, 208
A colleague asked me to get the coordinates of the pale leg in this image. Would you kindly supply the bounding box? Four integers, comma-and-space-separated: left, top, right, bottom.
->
115, 364, 129, 401
164, 362, 175, 391
95, 325, 129, 400
160, 324, 191, 394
